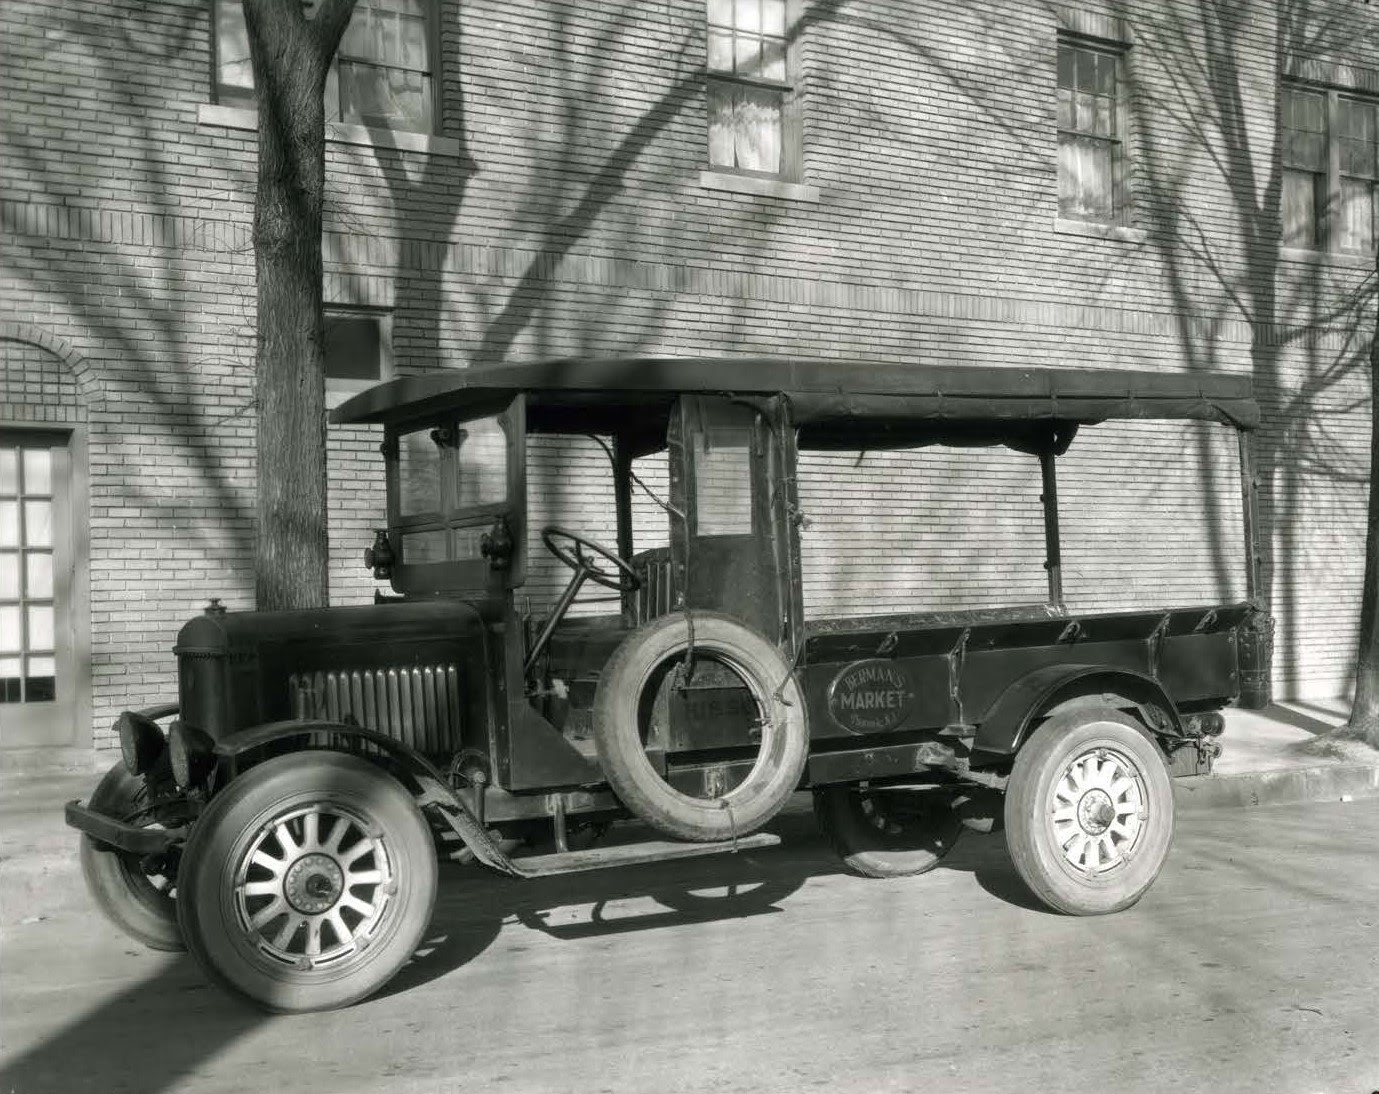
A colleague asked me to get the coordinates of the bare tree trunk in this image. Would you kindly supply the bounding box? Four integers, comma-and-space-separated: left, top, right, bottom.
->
243, 0, 355, 610
1349, 276, 1379, 746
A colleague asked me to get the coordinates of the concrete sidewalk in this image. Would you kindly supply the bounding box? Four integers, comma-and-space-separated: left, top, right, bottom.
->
2, 702, 1377, 928
1175, 698, 1379, 811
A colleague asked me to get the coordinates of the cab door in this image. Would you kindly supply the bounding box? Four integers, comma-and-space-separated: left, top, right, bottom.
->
668, 395, 797, 646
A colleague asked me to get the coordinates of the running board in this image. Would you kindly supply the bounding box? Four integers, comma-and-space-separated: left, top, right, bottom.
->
421, 778, 780, 879
512, 832, 781, 878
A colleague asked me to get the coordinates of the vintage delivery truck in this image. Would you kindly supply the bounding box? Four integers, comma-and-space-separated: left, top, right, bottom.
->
66, 357, 1271, 1013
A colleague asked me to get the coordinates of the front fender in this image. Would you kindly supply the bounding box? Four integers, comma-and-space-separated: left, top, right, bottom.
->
972, 664, 1182, 756
209, 720, 519, 875
213, 718, 440, 776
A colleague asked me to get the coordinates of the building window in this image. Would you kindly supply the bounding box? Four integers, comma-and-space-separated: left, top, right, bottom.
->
706, 0, 793, 177
1338, 97, 1378, 252
1282, 88, 1326, 249
1056, 37, 1126, 224
1283, 84, 1379, 253
325, 310, 391, 408
0, 445, 57, 705
214, 0, 435, 133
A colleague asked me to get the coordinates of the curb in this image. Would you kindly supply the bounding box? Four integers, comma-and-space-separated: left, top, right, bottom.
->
1174, 761, 1379, 812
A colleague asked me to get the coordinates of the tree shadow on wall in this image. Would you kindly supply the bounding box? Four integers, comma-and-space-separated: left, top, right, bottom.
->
466, 0, 855, 366
0, 5, 258, 594
919, 0, 1378, 683
1114, 0, 1377, 694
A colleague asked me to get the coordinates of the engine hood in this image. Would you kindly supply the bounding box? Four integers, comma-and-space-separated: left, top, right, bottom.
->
175, 598, 491, 656
174, 598, 496, 747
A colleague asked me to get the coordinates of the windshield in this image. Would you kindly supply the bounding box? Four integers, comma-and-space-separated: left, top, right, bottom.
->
397, 416, 508, 522
389, 411, 515, 579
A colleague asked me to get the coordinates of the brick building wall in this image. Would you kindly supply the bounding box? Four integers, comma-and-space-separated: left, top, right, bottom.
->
1, 0, 1375, 752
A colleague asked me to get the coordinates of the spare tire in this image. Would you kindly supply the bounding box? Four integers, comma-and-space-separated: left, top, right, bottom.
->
592, 612, 809, 842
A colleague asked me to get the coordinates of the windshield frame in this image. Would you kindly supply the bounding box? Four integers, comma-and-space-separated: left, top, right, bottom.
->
382, 395, 527, 596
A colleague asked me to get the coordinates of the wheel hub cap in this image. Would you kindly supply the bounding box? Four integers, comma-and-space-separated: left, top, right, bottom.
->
1049, 745, 1147, 876
284, 853, 344, 914
1077, 789, 1116, 835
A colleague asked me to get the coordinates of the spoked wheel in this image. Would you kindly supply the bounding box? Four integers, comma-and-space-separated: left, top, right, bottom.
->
1004, 707, 1174, 916
177, 752, 438, 1013
813, 783, 963, 878
78, 761, 184, 951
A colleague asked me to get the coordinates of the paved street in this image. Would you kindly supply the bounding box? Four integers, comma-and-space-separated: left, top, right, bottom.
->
2, 798, 1377, 1094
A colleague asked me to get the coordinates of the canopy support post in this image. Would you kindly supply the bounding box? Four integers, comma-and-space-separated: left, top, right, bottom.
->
1238, 429, 1261, 603
612, 436, 636, 621
1040, 450, 1064, 610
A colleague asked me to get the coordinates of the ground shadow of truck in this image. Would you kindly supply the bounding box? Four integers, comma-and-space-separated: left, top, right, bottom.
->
378, 807, 1053, 1002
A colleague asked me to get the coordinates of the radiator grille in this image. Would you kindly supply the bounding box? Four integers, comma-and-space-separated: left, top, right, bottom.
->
288, 665, 463, 754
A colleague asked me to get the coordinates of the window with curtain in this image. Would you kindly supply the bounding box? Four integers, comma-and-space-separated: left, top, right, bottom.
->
1281, 82, 1379, 254
215, 0, 435, 133
1282, 87, 1326, 249
1056, 37, 1125, 224
706, 0, 792, 177
1339, 95, 1378, 253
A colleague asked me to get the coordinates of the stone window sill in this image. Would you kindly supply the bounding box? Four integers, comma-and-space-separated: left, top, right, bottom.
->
197, 103, 464, 157
1279, 246, 1375, 271
1054, 217, 1148, 244
699, 170, 820, 203
326, 380, 378, 411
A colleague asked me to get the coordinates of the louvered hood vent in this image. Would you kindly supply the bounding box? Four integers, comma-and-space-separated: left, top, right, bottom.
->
288, 664, 463, 754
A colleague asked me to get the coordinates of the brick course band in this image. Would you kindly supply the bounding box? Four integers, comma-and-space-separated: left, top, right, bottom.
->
3, 198, 1359, 352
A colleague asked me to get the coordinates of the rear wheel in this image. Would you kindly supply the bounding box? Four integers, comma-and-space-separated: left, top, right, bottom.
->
1004, 707, 1174, 915
78, 762, 183, 951
177, 752, 438, 1013
814, 784, 963, 878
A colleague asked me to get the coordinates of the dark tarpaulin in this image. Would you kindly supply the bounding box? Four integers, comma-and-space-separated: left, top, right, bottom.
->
331, 357, 1260, 432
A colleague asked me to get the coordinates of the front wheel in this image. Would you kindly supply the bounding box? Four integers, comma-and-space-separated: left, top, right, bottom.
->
1004, 707, 1174, 916
814, 784, 963, 878
78, 762, 184, 951
177, 752, 438, 1013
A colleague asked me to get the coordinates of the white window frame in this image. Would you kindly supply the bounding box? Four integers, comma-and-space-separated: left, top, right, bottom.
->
1282, 80, 1379, 256
211, 0, 440, 135
1056, 32, 1130, 228
700, 0, 812, 198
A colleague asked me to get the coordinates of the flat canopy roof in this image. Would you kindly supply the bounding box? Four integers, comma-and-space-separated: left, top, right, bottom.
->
331, 357, 1259, 436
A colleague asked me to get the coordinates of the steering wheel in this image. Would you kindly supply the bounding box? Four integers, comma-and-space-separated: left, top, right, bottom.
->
541, 526, 641, 591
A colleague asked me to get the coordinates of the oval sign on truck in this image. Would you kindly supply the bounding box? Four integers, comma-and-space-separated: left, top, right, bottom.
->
826, 659, 915, 733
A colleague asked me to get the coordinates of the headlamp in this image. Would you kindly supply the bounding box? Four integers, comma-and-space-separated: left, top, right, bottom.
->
168, 721, 215, 789
116, 712, 166, 776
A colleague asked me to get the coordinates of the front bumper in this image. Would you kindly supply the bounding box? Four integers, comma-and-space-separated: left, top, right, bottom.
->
65, 800, 185, 855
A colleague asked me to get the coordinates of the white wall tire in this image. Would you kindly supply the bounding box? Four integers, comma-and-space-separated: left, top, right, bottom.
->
1004, 707, 1174, 916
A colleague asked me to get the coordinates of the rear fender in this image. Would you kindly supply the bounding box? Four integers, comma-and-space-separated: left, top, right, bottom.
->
973, 664, 1182, 757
